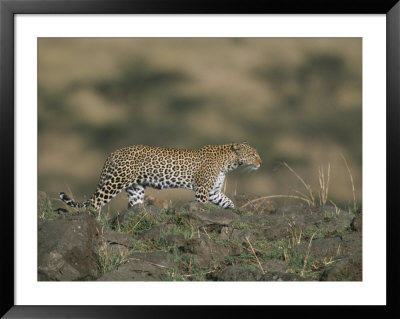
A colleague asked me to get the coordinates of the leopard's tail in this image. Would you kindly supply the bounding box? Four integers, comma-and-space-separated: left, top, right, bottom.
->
59, 192, 91, 208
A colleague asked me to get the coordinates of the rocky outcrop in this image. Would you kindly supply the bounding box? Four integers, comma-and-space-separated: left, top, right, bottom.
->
38, 191, 362, 281
38, 213, 101, 281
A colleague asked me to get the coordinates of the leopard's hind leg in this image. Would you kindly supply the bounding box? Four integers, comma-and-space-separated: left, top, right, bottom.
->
125, 184, 145, 208
91, 158, 129, 218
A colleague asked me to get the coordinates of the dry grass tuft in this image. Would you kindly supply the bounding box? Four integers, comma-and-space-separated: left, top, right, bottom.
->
301, 232, 316, 277
283, 162, 316, 206
318, 163, 330, 206
340, 154, 357, 211
245, 236, 265, 274
286, 219, 302, 248
240, 158, 358, 211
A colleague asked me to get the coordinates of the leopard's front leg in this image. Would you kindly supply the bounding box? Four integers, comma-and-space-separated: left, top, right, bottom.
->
194, 188, 234, 209
208, 172, 235, 209
209, 191, 235, 209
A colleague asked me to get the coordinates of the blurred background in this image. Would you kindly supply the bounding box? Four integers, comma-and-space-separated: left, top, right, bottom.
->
38, 38, 362, 211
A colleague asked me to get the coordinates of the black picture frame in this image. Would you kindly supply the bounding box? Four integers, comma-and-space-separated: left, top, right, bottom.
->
1, 0, 399, 317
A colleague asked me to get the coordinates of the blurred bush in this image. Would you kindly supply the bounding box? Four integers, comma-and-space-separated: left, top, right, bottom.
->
38, 38, 362, 209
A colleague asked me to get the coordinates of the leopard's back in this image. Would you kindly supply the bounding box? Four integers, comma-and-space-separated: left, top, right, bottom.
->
112, 145, 202, 190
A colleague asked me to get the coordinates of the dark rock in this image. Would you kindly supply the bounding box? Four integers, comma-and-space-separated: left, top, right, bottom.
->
164, 233, 186, 246
262, 225, 289, 241
262, 260, 287, 273
260, 272, 306, 281
103, 229, 133, 248
54, 208, 69, 214
276, 205, 353, 230
110, 205, 162, 227
102, 229, 134, 256
217, 226, 231, 241
218, 226, 254, 244
180, 201, 207, 212
320, 255, 362, 281
97, 251, 172, 281
137, 224, 185, 246
214, 266, 263, 281
254, 205, 355, 242
275, 205, 314, 218
350, 213, 362, 232
185, 209, 238, 228
38, 212, 101, 281
182, 237, 240, 266
128, 251, 173, 268
37, 196, 363, 282
311, 206, 355, 233
138, 224, 176, 241
296, 237, 343, 257
340, 232, 362, 255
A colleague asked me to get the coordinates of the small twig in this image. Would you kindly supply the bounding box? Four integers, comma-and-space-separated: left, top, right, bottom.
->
188, 255, 192, 273
66, 184, 75, 202
245, 236, 265, 274
329, 200, 340, 216
283, 247, 289, 263
283, 162, 315, 205
301, 232, 316, 277
128, 211, 148, 234
183, 269, 214, 277
240, 194, 312, 210
286, 219, 297, 248
318, 163, 330, 206
293, 190, 313, 203
336, 243, 341, 256
202, 227, 212, 240
340, 154, 357, 211
127, 258, 169, 269
189, 224, 195, 239
116, 211, 121, 232
327, 258, 341, 266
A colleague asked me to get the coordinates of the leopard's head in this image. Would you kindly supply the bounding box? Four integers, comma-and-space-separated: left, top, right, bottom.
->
231, 142, 262, 170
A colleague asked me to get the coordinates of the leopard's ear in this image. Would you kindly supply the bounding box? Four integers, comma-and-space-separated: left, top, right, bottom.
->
232, 143, 241, 151
242, 141, 248, 145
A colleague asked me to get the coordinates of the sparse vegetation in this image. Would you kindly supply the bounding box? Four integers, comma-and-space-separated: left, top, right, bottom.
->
38, 197, 58, 220
72, 192, 358, 280
239, 157, 359, 213
39, 157, 361, 282
95, 243, 128, 276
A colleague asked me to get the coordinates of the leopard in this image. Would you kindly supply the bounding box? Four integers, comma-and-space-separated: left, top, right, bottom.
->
59, 142, 262, 212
